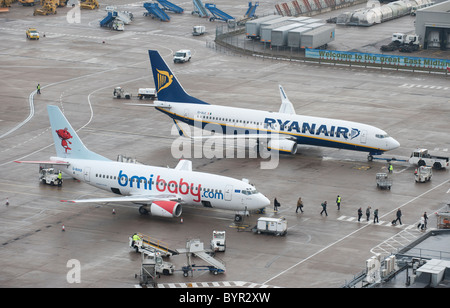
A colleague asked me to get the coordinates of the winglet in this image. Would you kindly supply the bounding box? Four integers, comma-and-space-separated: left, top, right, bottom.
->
278, 85, 296, 115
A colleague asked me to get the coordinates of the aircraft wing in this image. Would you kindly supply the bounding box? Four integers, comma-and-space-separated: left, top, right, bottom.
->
125, 102, 171, 109
61, 194, 181, 204
173, 119, 296, 141
15, 160, 70, 165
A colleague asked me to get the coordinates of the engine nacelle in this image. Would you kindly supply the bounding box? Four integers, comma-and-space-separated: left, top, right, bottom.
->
150, 201, 182, 218
268, 139, 298, 155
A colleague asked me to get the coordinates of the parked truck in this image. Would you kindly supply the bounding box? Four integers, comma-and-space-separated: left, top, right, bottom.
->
300, 25, 335, 49
409, 148, 449, 169
137, 88, 156, 100
381, 33, 420, 52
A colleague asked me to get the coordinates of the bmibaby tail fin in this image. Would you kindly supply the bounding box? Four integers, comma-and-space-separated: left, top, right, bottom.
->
47, 105, 110, 161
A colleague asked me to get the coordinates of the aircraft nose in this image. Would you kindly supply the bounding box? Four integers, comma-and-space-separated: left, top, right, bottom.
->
260, 194, 270, 208
389, 138, 400, 150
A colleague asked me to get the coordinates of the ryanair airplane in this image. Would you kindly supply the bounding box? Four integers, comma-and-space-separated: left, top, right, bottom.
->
142, 50, 400, 161
15, 106, 270, 222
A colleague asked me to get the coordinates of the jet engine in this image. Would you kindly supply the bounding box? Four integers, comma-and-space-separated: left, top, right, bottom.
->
150, 201, 182, 218
268, 139, 298, 155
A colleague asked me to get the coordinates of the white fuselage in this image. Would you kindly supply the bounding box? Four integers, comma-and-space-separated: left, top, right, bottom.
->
156, 103, 400, 155
53, 157, 269, 211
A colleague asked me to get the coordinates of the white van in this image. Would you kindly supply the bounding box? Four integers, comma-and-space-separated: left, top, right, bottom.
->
173, 49, 191, 63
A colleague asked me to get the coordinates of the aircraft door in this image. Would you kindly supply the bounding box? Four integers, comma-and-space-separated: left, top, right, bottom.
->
360, 130, 367, 144
84, 167, 90, 182
224, 185, 232, 201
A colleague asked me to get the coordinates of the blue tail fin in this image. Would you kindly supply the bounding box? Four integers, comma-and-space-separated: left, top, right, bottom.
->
47, 105, 110, 161
148, 50, 209, 104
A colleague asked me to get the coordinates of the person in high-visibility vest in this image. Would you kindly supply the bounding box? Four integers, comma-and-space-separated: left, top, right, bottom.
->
388, 163, 393, 173
336, 195, 341, 210
37, 83, 41, 94
131, 233, 141, 247
57, 171, 62, 186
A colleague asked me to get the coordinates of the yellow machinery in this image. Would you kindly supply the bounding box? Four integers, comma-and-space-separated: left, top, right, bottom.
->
1, 0, 15, 7
19, 0, 40, 6
80, 0, 98, 9
33, 0, 56, 15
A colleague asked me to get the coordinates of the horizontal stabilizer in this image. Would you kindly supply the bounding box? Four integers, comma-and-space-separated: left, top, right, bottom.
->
125, 102, 171, 109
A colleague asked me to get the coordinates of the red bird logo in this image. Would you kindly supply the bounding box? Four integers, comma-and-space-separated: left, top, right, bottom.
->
56, 128, 73, 153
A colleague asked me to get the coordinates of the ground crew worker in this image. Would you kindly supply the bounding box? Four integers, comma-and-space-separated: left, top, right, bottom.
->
37, 83, 41, 94
336, 195, 341, 210
131, 233, 140, 247
57, 171, 62, 186
388, 163, 393, 173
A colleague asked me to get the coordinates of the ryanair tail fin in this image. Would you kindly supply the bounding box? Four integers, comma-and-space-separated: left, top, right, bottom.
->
148, 50, 209, 105
47, 105, 110, 161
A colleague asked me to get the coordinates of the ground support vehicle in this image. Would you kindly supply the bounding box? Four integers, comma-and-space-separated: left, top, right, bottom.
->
192, 25, 205, 36
39, 167, 62, 186
80, 0, 98, 9
141, 250, 174, 275
19, 0, 40, 6
409, 148, 449, 169
173, 50, 191, 63
138, 88, 156, 99
414, 166, 432, 182
113, 87, 131, 99
252, 217, 287, 236
376, 173, 392, 190
129, 233, 178, 257
210, 231, 226, 252
33, 0, 56, 15
26, 28, 39, 39
177, 239, 226, 277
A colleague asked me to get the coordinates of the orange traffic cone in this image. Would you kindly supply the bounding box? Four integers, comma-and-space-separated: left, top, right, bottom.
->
180, 217, 183, 224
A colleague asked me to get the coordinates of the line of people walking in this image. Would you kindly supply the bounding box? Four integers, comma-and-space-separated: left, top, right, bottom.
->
274, 195, 429, 229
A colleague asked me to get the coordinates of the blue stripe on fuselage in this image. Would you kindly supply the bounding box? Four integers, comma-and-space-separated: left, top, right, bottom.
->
156, 107, 385, 155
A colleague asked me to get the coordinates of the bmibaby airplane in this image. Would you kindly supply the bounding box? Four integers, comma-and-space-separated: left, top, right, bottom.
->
141, 50, 400, 160
15, 106, 270, 221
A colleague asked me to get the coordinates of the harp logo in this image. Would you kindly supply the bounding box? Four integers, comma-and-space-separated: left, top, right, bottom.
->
156, 69, 173, 93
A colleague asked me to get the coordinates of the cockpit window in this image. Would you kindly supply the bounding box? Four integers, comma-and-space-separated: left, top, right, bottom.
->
242, 188, 259, 195
375, 134, 389, 139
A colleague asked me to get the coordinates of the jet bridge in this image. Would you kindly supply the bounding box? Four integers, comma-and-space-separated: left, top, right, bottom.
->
143, 2, 170, 21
